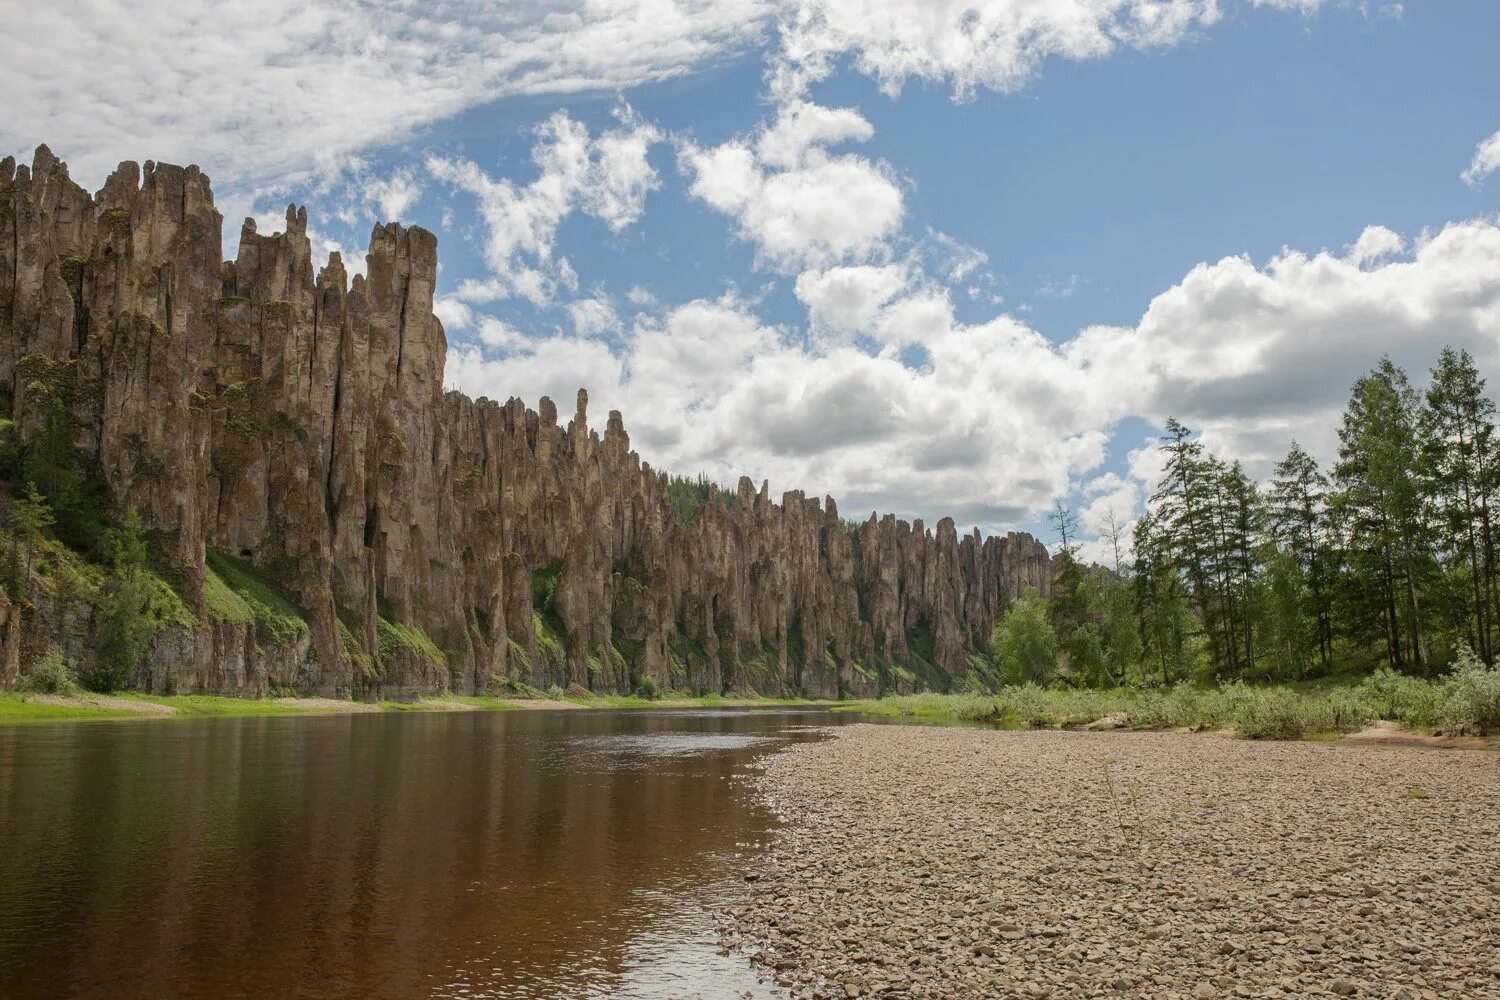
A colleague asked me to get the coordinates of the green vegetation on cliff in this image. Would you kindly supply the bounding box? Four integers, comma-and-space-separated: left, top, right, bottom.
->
665, 474, 733, 526
203, 550, 310, 648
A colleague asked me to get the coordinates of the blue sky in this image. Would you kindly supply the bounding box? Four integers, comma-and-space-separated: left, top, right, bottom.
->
7, 0, 1500, 557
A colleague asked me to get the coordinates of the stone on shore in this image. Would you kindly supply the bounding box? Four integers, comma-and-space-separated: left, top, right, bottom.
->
720, 725, 1500, 999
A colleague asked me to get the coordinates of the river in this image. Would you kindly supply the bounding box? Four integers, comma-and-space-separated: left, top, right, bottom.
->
0, 707, 852, 998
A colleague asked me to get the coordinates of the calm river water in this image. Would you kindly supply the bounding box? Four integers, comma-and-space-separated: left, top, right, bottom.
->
0, 708, 851, 999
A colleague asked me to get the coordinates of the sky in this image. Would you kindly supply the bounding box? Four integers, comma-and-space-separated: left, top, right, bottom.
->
5, 0, 1500, 562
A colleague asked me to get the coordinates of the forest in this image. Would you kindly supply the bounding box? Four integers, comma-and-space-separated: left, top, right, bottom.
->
992, 346, 1500, 690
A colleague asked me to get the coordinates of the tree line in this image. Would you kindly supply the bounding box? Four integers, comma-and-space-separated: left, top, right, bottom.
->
992, 347, 1500, 687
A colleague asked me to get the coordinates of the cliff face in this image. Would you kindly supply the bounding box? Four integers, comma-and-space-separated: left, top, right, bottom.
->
0, 146, 1054, 698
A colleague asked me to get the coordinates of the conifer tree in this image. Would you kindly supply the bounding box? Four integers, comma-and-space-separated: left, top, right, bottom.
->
1268, 442, 1334, 668
1332, 358, 1432, 671
7, 484, 54, 602
1420, 347, 1498, 662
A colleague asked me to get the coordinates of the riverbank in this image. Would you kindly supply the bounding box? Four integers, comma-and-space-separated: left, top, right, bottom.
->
0, 690, 831, 723
722, 724, 1500, 999
844, 676, 1500, 742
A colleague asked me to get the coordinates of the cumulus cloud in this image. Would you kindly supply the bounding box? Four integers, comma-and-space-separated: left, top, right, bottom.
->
1073, 472, 1143, 567
2, 0, 768, 195
1100, 218, 1500, 476
447, 336, 625, 413
567, 297, 622, 337
428, 108, 661, 305
366, 167, 424, 222
769, 0, 1240, 101
1345, 225, 1403, 267
795, 265, 909, 334
445, 217, 1500, 542
433, 295, 476, 333
449, 287, 1115, 530
679, 101, 903, 271
1463, 129, 1500, 188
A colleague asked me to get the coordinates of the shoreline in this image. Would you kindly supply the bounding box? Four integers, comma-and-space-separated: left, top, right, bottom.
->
722, 724, 1500, 999
0, 691, 837, 724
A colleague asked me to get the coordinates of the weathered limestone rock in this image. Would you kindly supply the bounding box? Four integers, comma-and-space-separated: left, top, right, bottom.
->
0, 147, 1056, 697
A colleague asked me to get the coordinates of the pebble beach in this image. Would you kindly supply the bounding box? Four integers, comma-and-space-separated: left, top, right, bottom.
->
721, 725, 1500, 999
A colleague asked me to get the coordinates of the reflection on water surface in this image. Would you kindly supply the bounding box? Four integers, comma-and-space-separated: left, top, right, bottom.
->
0, 708, 849, 998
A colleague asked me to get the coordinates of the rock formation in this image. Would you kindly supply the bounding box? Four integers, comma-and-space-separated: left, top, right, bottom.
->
0, 146, 1055, 698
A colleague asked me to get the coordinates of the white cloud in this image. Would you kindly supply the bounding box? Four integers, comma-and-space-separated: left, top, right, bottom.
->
795, 264, 908, 333
769, 0, 1240, 101
444, 216, 1500, 544
2, 0, 768, 196
1462, 129, 1500, 188
476, 317, 528, 351
567, 297, 622, 337
434, 295, 476, 333
5, 0, 1333, 221
447, 337, 625, 412
1345, 225, 1403, 267
919, 231, 992, 284
679, 101, 903, 271
366, 166, 423, 222
756, 101, 875, 168
1097, 218, 1500, 477
1073, 472, 1143, 566
428, 108, 660, 305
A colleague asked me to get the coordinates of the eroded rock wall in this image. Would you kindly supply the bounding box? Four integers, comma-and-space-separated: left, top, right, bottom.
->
0, 147, 1055, 697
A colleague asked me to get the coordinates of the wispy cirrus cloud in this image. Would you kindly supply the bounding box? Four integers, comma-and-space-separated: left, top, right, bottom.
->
1462, 128, 1500, 187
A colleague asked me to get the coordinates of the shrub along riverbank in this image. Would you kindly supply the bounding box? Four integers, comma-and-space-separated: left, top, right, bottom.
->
851, 653, 1500, 740
9, 661, 1499, 742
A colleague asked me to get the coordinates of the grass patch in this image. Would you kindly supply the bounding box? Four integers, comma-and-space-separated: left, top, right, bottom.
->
115, 694, 329, 717
377, 617, 448, 679
0, 690, 841, 725
842, 672, 1486, 741
0, 693, 131, 721
0, 692, 349, 723
204, 550, 308, 645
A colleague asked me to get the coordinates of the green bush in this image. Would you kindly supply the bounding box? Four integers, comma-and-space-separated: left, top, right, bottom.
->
487, 676, 543, 699
18, 648, 79, 696
992, 593, 1058, 686
1229, 687, 1311, 740
87, 511, 165, 692
1361, 667, 1444, 728
1440, 645, 1500, 735
90, 573, 155, 691
864, 691, 1001, 722
1318, 686, 1377, 734
1124, 682, 1234, 730
631, 673, 665, 700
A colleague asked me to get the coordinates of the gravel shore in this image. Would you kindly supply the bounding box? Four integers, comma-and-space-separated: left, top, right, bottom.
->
721, 725, 1500, 999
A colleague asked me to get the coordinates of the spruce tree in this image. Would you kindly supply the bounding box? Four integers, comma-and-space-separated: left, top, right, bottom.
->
1332, 358, 1432, 671
1420, 347, 1498, 662
1268, 442, 1335, 668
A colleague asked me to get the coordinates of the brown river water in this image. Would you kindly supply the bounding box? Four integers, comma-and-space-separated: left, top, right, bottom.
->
0, 708, 855, 999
